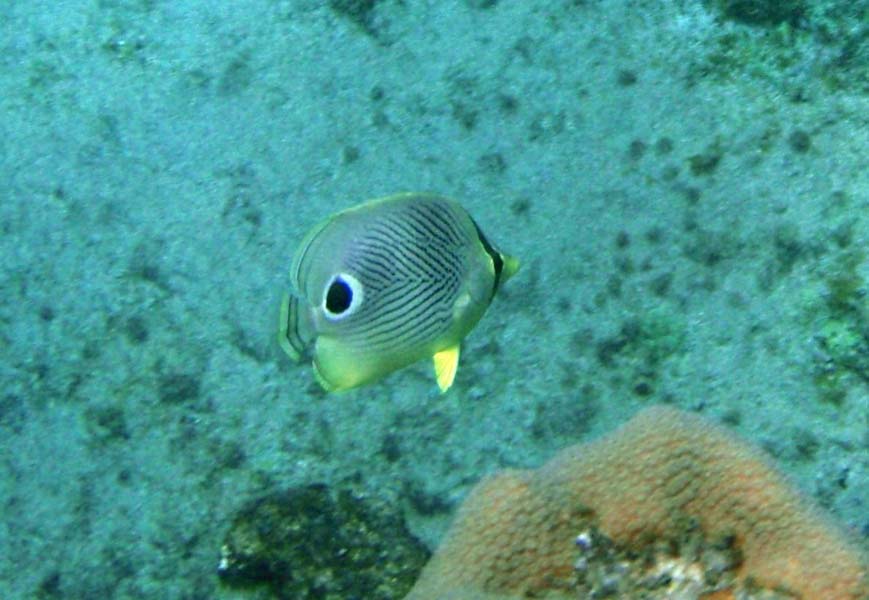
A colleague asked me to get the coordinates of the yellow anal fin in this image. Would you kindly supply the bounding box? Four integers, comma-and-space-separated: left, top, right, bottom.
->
433, 345, 460, 393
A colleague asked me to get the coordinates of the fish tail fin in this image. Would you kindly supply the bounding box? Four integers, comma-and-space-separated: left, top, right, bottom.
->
500, 253, 520, 282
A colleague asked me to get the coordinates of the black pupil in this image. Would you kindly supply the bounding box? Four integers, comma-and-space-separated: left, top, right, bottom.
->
326, 278, 353, 314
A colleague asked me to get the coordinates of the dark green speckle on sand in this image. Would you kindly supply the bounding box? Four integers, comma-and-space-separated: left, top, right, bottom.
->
218, 484, 429, 599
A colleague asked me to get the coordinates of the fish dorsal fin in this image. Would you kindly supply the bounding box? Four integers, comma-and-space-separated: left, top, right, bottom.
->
433, 345, 461, 393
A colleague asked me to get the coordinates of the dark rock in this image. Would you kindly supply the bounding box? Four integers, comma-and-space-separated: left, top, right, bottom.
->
218, 484, 429, 599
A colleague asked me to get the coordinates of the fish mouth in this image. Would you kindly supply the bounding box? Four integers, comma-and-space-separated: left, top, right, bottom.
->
279, 294, 312, 362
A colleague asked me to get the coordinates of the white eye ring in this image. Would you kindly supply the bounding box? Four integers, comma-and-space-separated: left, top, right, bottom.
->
321, 272, 364, 321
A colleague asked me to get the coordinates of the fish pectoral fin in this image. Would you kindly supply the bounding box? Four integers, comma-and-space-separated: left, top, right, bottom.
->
433, 345, 461, 393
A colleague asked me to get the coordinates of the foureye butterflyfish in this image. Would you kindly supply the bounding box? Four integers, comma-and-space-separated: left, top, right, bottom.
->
279, 192, 519, 392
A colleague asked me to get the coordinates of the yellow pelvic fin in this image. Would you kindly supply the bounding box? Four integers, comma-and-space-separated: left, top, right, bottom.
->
433, 345, 461, 393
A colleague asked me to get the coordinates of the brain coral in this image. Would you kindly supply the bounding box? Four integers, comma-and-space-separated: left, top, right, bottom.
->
405, 405, 868, 600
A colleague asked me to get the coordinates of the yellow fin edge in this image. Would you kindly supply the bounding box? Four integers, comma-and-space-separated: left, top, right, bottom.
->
433, 345, 461, 393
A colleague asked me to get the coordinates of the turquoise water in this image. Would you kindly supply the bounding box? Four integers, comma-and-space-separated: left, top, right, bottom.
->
0, 1, 866, 598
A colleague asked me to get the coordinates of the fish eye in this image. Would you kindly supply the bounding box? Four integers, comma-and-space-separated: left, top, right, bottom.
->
322, 273, 363, 321
327, 280, 351, 312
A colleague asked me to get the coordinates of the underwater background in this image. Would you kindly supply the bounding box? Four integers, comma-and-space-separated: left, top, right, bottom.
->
0, 0, 866, 598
